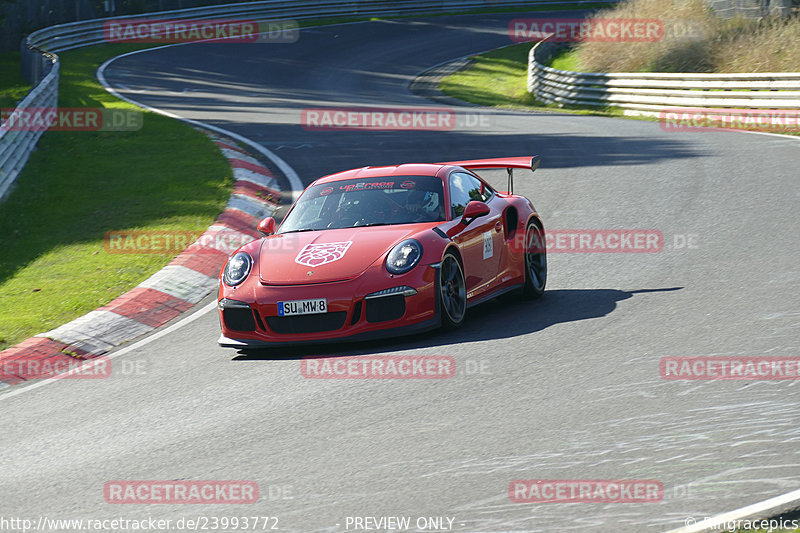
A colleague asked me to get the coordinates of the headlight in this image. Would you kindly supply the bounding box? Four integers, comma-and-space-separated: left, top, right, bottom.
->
386, 239, 423, 275
223, 251, 253, 286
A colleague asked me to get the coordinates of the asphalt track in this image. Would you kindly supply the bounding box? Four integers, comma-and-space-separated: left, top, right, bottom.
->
2, 11, 800, 533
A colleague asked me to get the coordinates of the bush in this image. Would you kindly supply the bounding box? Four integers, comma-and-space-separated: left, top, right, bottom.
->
574, 0, 800, 73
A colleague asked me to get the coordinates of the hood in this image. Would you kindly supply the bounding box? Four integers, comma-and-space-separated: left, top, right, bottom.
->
259, 226, 421, 285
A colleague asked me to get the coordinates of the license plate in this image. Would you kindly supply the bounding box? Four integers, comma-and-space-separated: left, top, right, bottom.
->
277, 298, 327, 316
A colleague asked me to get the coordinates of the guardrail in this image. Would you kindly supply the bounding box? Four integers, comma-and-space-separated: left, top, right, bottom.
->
704, 0, 794, 19
0, 0, 613, 201
527, 39, 800, 117
0, 54, 58, 201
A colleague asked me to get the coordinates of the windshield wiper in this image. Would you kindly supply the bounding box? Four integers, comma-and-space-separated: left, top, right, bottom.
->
279, 228, 318, 234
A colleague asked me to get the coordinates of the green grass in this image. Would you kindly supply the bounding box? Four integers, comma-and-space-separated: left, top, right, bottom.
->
0, 44, 233, 350
0, 51, 31, 108
549, 47, 583, 72
440, 43, 538, 108
439, 42, 622, 116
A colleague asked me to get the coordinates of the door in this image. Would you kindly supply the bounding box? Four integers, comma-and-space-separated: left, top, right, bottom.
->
448, 172, 502, 297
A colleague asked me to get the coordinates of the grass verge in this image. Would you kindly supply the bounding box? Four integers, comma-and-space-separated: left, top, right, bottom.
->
0, 44, 233, 350
439, 42, 800, 136
439, 42, 622, 116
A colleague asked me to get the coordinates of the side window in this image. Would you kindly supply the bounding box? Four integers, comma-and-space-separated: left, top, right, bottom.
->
449, 172, 490, 217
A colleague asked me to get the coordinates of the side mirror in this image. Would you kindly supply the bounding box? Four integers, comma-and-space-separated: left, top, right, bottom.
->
461, 201, 490, 224
257, 217, 276, 236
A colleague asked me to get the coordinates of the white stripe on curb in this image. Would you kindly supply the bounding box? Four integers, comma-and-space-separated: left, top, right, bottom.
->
233, 167, 279, 190
138, 265, 218, 303
221, 149, 264, 167
40, 311, 153, 355
206, 224, 257, 239
227, 194, 276, 219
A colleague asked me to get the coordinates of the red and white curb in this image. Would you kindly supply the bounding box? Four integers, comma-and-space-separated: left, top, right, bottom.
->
0, 130, 279, 387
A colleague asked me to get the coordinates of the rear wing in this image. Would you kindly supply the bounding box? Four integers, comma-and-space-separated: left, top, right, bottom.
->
438, 156, 541, 194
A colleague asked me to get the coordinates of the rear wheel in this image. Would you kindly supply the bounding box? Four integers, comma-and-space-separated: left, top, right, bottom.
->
522, 220, 546, 299
439, 252, 466, 329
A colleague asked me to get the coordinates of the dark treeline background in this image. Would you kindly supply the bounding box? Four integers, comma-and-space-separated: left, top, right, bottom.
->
1, 0, 272, 51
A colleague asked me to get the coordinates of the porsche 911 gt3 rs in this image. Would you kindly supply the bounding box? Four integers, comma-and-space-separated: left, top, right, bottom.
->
217, 156, 546, 348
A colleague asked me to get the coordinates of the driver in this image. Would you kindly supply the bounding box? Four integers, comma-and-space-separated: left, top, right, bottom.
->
406, 190, 442, 221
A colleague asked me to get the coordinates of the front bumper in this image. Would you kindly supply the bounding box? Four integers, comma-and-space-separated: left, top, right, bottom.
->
218, 263, 439, 347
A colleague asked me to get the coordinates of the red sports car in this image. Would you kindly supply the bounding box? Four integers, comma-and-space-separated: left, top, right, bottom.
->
217, 156, 546, 348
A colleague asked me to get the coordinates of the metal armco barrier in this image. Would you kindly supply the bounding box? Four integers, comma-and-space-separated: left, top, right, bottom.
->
527, 38, 800, 117
0, 0, 613, 201
0, 56, 58, 201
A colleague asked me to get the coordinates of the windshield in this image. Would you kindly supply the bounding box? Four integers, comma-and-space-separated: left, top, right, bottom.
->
278, 176, 446, 233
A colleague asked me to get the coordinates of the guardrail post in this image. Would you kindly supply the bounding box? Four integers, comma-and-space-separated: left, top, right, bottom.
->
527, 44, 537, 94
769, 0, 792, 16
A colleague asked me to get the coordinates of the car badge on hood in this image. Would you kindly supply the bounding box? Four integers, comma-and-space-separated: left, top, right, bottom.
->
295, 241, 353, 267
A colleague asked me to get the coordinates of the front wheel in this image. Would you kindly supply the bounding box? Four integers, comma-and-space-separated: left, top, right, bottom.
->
522, 220, 546, 299
439, 252, 466, 329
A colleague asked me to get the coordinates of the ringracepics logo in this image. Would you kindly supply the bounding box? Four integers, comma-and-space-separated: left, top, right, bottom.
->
0, 108, 143, 132
103, 19, 299, 43
661, 357, 800, 380
510, 18, 664, 42
660, 108, 800, 134
301, 107, 457, 131
301, 356, 455, 379
103, 481, 259, 504
509, 479, 663, 503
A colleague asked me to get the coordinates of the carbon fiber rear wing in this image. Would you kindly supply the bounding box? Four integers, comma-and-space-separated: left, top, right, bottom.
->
438, 156, 541, 194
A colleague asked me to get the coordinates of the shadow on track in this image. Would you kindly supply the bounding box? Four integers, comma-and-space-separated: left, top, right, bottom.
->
232, 286, 682, 361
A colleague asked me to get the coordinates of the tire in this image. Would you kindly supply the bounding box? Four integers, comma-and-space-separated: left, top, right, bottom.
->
522, 220, 547, 299
439, 252, 467, 329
